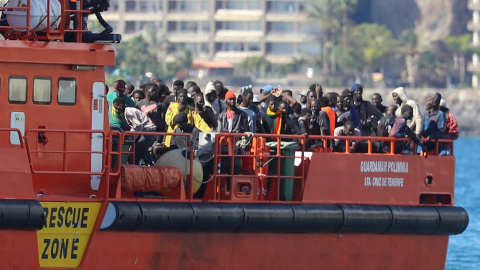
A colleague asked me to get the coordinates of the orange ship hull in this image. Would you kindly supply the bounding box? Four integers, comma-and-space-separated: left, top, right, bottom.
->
0, 229, 450, 269
0, 3, 469, 268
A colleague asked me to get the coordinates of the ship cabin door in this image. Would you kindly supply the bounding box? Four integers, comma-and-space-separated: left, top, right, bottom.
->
91, 82, 105, 191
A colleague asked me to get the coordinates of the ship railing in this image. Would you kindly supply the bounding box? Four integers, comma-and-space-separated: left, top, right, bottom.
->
106, 130, 196, 199
207, 133, 456, 202
24, 129, 107, 174
0, 0, 91, 42
0, 128, 26, 149
103, 131, 456, 201
210, 133, 307, 202
305, 134, 454, 156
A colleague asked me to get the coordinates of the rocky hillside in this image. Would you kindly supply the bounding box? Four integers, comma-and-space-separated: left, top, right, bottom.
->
358, 0, 477, 137
367, 0, 470, 45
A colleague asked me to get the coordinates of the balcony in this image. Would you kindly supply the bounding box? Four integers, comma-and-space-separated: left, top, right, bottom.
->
213, 51, 264, 63
101, 12, 164, 21
468, 0, 480, 10
265, 33, 317, 43
168, 32, 211, 43
215, 30, 263, 42
467, 61, 480, 72
265, 54, 295, 64
265, 13, 307, 22
468, 21, 480, 31
215, 9, 263, 21
165, 12, 210, 21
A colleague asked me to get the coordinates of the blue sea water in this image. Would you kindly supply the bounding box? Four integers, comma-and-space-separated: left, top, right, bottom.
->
446, 138, 480, 269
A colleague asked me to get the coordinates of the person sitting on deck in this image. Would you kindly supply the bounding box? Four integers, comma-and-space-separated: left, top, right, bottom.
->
371, 104, 398, 153
170, 112, 200, 150
123, 105, 157, 164
385, 105, 424, 154
377, 105, 398, 137
333, 120, 361, 153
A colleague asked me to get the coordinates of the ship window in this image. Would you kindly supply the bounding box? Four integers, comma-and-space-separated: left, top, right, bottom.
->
58, 78, 77, 105
8, 76, 27, 104
33, 77, 52, 105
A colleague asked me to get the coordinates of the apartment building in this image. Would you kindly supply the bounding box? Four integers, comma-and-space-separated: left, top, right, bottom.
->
468, 0, 480, 88
101, 0, 321, 64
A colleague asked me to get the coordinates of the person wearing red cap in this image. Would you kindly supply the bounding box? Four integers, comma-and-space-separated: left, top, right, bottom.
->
107, 79, 137, 130
218, 90, 249, 133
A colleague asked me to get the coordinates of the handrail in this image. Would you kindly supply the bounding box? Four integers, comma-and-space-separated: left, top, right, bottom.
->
8, 128, 455, 201
212, 133, 306, 201
107, 130, 196, 199
0, 128, 25, 149
24, 129, 107, 174
306, 134, 454, 156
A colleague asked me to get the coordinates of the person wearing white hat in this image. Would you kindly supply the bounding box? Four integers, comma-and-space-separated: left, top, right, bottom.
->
298, 89, 309, 108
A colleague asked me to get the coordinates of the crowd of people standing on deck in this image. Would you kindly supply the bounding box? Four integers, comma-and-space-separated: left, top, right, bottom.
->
107, 78, 460, 164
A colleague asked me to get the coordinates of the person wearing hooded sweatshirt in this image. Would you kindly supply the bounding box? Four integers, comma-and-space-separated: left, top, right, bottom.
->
204, 81, 226, 119
391, 87, 423, 137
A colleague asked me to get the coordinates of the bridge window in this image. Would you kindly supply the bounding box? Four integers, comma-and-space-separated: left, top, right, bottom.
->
8, 76, 27, 104
58, 78, 77, 105
33, 77, 52, 105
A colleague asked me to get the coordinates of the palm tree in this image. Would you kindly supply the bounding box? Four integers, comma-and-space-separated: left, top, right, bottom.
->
236, 56, 271, 78
443, 34, 472, 85
120, 35, 151, 81
399, 29, 420, 88
344, 23, 398, 83
305, 0, 342, 75
339, 0, 357, 53
416, 49, 448, 87
141, 26, 172, 77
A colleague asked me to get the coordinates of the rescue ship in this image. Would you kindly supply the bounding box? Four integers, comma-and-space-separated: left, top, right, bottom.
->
0, 0, 469, 269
